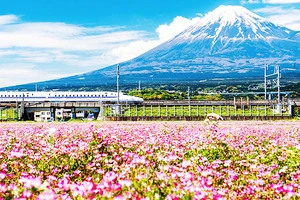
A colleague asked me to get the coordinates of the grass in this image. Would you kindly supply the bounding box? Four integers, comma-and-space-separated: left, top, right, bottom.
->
105, 105, 290, 117
0, 108, 19, 120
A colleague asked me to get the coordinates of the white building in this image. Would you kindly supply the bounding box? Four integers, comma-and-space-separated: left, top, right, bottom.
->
34, 110, 51, 122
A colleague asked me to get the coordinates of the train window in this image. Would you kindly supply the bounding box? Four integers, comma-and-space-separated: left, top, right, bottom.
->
8, 95, 10, 97
0, 95, 2, 97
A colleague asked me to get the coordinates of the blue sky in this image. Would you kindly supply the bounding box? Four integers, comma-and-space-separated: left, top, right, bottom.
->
0, 0, 300, 87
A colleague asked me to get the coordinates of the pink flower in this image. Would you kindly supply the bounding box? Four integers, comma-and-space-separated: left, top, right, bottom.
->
19, 177, 42, 188
0, 172, 6, 180
182, 160, 192, 168
283, 184, 294, 192
224, 160, 232, 167
9, 151, 24, 158
166, 194, 181, 200
0, 183, 6, 193
58, 178, 70, 191
119, 180, 132, 187
114, 195, 126, 200
194, 191, 207, 200
36, 189, 57, 200
103, 171, 118, 183
21, 190, 33, 198
285, 192, 296, 199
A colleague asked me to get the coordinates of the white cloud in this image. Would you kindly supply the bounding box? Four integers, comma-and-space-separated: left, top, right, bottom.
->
0, 14, 202, 87
241, 0, 260, 4
0, 22, 147, 51
156, 16, 202, 42
254, 6, 300, 30
262, 0, 300, 3
242, 0, 300, 3
99, 15, 203, 63
0, 63, 69, 87
0, 15, 19, 25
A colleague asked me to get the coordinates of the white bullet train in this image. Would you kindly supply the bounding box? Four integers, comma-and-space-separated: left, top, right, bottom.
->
0, 91, 144, 104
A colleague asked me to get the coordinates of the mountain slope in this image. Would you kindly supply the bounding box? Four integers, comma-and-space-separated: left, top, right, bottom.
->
8, 5, 300, 90
146, 5, 298, 58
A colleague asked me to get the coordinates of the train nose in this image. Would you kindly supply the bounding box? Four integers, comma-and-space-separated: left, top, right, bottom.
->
133, 96, 144, 103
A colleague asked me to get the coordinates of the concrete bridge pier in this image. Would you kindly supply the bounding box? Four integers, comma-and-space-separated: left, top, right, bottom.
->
50, 107, 55, 120
71, 107, 76, 119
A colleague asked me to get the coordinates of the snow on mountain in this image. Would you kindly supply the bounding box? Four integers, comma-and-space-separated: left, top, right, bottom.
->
289, 31, 300, 41
183, 5, 291, 40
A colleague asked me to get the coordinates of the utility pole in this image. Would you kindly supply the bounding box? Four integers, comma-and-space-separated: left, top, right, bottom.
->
188, 86, 191, 116
116, 64, 120, 115
264, 64, 267, 100
188, 87, 190, 104
138, 80, 141, 93
276, 66, 280, 103
265, 64, 281, 113
117, 64, 120, 106
276, 65, 281, 110
20, 93, 25, 120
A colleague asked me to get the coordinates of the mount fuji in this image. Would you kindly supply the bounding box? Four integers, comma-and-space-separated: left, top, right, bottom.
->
10, 5, 300, 89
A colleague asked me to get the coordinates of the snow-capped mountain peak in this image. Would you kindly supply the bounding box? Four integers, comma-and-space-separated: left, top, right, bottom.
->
203, 5, 264, 27
175, 5, 292, 47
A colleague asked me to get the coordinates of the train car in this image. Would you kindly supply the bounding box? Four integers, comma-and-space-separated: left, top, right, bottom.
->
0, 91, 144, 104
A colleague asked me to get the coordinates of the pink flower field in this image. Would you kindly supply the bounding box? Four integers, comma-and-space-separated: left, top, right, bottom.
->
0, 121, 299, 199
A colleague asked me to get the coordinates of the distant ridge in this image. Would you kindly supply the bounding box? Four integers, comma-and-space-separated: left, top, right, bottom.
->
6, 5, 300, 90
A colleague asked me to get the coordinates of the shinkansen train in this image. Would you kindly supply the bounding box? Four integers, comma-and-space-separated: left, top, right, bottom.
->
0, 91, 144, 104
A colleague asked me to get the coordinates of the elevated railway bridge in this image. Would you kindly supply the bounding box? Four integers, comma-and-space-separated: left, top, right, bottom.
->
0, 98, 299, 121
